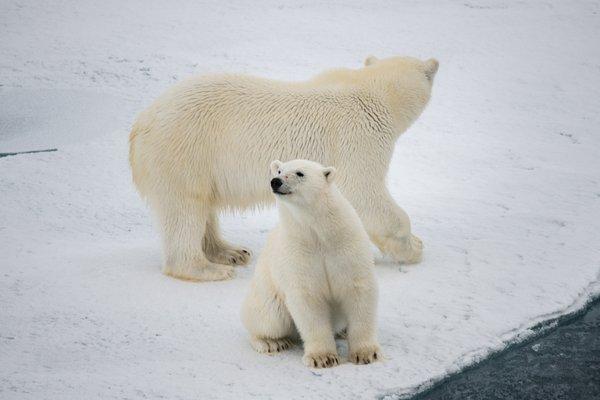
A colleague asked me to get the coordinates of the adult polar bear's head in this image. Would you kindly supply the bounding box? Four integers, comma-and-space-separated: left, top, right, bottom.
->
362, 55, 439, 123
269, 159, 335, 205
309, 55, 438, 131
364, 55, 439, 84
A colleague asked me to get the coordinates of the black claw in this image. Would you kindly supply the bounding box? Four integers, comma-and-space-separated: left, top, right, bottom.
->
243, 250, 249, 254
374, 352, 378, 360
314, 360, 317, 367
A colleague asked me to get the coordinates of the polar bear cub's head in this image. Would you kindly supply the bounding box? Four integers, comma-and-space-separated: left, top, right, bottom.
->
270, 159, 335, 205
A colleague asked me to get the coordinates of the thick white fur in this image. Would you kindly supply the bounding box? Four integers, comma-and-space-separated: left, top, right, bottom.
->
242, 160, 380, 368
129, 56, 438, 281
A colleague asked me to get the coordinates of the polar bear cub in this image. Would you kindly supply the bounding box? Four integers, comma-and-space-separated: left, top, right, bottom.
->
242, 159, 380, 368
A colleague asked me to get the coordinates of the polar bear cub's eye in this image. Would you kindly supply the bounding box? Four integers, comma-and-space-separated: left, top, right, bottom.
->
296, 171, 304, 177
277, 170, 281, 175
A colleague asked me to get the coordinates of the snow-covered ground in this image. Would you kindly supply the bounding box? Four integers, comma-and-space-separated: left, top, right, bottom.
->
1, 1, 599, 398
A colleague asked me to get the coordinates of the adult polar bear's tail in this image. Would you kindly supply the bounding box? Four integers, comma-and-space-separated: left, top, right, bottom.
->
129, 116, 152, 198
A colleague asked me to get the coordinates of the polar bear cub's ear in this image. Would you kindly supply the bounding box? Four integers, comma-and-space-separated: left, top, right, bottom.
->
270, 160, 283, 176
323, 166, 336, 182
364, 55, 378, 66
424, 58, 439, 81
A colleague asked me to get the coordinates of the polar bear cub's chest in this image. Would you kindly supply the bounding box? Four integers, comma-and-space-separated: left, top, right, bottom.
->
277, 239, 361, 297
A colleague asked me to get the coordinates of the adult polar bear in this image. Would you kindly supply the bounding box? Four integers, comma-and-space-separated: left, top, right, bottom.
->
130, 55, 439, 281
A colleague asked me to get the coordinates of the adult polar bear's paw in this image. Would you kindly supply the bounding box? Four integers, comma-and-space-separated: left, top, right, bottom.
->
303, 351, 340, 368
349, 343, 382, 365
205, 246, 251, 266
405, 234, 424, 263
376, 234, 423, 264
250, 337, 294, 354
164, 263, 235, 282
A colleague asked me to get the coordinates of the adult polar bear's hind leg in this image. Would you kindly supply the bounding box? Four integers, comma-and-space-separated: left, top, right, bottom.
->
152, 194, 235, 282
130, 109, 250, 280
203, 212, 251, 266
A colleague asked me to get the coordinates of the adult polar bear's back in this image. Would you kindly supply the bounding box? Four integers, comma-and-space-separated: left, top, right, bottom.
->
132, 74, 387, 207
130, 56, 438, 282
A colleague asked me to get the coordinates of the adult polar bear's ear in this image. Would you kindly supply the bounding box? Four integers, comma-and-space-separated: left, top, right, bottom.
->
323, 166, 336, 182
270, 160, 282, 176
364, 55, 378, 66
424, 58, 439, 82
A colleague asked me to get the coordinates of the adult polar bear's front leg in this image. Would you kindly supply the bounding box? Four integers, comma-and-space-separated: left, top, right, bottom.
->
351, 184, 423, 264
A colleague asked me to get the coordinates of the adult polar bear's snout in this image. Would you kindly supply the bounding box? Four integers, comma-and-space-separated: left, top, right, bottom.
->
129, 55, 436, 281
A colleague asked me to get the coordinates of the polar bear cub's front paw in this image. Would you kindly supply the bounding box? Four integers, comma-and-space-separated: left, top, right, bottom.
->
349, 343, 382, 365
303, 351, 340, 368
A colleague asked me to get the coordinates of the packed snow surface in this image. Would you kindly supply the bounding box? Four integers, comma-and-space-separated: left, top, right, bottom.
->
1, 1, 599, 399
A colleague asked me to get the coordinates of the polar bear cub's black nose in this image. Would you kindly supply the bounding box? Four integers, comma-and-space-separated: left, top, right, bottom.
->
271, 178, 283, 190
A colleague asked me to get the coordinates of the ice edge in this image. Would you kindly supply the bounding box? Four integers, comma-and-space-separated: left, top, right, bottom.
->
378, 270, 600, 400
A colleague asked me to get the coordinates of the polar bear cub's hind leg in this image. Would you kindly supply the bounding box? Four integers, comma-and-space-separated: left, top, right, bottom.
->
242, 271, 297, 354
250, 337, 295, 354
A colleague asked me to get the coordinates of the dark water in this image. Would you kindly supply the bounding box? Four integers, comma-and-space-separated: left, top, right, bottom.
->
0, 148, 57, 158
414, 299, 600, 400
